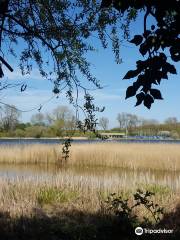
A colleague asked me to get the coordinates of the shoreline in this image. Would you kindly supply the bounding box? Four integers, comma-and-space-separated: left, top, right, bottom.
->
0, 137, 180, 142
0, 137, 89, 140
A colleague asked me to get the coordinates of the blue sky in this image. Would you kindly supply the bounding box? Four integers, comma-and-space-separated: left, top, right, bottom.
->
1, 13, 180, 128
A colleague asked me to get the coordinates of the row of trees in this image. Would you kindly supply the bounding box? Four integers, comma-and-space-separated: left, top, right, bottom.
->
0, 105, 76, 138
117, 113, 179, 130
99, 113, 179, 131
0, 105, 179, 138
99, 113, 180, 139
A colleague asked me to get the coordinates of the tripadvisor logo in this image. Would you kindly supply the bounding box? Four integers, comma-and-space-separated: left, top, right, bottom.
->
135, 227, 143, 235
135, 227, 174, 235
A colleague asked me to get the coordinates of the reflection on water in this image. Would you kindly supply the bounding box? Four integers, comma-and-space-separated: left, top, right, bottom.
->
0, 164, 180, 191
1, 138, 180, 146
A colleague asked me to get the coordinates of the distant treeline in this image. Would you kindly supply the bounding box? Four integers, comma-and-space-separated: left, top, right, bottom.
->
111, 123, 180, 139
99, 113, 180, 139
0, 105, 179, 139
0, 104, 96, 138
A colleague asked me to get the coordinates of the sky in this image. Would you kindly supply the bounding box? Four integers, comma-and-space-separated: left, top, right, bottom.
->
1, 12, 180, 129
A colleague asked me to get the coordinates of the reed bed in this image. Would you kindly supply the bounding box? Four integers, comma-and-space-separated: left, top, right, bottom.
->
69, 143, 180, 171
0, 170, 179, 217
0, 143, 180, 171
0, 144, 59, 164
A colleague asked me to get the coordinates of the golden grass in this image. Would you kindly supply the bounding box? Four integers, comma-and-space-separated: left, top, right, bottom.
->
69, 143, 180, 171
0, 144, 59, 164
0, 143, 180, 171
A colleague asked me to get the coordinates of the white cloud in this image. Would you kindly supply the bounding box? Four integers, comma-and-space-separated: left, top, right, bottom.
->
0, 85, 123, 123
3, 68, 44, 81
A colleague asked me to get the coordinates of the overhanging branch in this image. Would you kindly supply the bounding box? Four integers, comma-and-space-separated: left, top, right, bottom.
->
0, 55, 13, 72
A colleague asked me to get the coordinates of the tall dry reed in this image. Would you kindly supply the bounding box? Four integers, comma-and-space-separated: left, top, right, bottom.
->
69, 143, 180, 171
0, 144, 60, 164
0, 143, 180, 171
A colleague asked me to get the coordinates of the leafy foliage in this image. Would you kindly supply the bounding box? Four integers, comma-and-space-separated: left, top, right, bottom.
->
106, 189, 164, 227
101, 0, 180, 108
0, 0, 124, 102
77, 93, 99, 133
62, 138, 72, 161
0, 0, 136, 140
0, 0, 179, 139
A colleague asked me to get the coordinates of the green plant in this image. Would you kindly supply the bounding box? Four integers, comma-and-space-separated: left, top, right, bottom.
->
144, 184, 171, 196
106, 189, 164, 227
62, 138, 72, 161
134, 189, 164, 223
37, 187, 77, 206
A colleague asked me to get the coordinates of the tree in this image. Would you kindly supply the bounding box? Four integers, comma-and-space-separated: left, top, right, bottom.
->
117, 113, 140, 130
46, 105, 76, 136
0, 0, 179, 134
128, 114, 140, 129
31, 113, 45, 126
164, 117, 178, 125
0, 0, 123, 104
99, 117, 109, 131
141, 118, 159, 126
117, 113, 127, 130
0, 104, 21, 131
47, 106, 73, 124
25, 125, 46, 138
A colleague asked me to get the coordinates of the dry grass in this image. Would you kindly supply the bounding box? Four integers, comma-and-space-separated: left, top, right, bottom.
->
0, 171, 178, 218
0, 174, 179, 239
0, 143, 180, 171
0, 144, 59, 164
69, 143, 180, 171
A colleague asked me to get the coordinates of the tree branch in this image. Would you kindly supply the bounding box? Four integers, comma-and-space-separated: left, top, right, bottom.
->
0, 55, 13, 72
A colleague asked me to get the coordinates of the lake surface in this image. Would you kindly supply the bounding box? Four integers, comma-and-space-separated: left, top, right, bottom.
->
0, 164, 180, 192
0, 138, 180, 145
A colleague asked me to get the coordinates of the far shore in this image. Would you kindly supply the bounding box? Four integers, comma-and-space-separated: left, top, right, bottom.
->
0, 136, 89, 140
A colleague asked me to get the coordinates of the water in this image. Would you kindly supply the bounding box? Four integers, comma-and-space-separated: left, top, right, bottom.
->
0, 138, 180, 145
0, 164, 179, 191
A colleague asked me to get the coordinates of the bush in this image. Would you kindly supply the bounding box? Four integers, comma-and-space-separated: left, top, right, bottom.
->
14, 129, 26, 137
106, 189, 164, 227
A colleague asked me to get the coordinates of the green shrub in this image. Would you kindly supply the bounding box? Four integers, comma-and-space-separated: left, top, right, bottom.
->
106, 189, 164, 226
